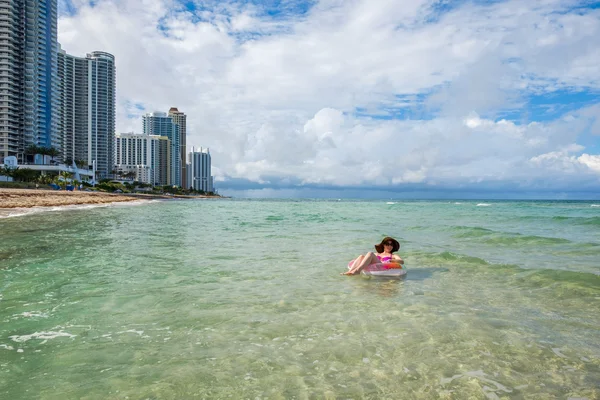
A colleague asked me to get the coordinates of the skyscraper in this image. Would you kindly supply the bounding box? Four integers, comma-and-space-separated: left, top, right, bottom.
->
57, 49, 116, 177
168, 107, 187, 188
88, 51, 116, 178
143, 112, 180, 186
190, 147, 213, 193
156, 136, 171, 186
0, 0, 59, 163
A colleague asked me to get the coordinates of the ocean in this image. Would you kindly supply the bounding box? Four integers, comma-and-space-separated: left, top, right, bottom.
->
1, 199, 599, 399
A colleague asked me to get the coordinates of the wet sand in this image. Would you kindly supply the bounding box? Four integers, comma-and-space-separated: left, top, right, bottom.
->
0, 189, 224, 219
0, 189, 140, 209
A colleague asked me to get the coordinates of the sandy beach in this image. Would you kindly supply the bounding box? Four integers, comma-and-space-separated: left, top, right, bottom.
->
0, 188, 140, 209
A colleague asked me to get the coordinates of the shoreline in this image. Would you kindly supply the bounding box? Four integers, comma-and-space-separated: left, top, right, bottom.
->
0, 188, 222, 215
0, 188, 141, 209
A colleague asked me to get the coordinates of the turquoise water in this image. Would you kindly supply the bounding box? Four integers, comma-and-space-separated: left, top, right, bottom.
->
1, 199, 599, 399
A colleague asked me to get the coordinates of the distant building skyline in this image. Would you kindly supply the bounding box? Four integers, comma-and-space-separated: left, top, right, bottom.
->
0, 1, 218, 189
114, 108, 211, 190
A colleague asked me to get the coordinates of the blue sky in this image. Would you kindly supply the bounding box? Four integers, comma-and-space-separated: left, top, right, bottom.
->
58, 0, 600, 198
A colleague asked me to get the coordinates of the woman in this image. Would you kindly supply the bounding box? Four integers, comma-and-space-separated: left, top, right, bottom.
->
342, 237, 403, 275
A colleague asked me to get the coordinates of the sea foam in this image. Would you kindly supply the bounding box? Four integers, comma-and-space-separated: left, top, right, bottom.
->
0, 200, 152, 219
9, 331, 76, 343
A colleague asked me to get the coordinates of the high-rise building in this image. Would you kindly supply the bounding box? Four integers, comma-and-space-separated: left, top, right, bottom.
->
114, 133, 162, 184
190, 147, 213, 193
0, 1, 115, 178
0, 0, 60, 163
156, 136, 171, 186
143, 112, 180, 186
57, 49, 116, 178
88, 51, 116, 178
168, 107, 187, 188
185, 161, 192, 189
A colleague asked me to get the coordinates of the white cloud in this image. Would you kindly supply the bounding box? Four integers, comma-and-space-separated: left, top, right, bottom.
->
58, 0, 600, 195
578, 154, 600, 173
530, 150, 600, 175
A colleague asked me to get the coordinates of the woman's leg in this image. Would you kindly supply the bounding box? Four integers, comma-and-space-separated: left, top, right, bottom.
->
348, 255, 365, 270
343, 252, 379, 275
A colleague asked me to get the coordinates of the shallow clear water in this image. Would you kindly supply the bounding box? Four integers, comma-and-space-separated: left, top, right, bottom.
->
1, 199, 599, 399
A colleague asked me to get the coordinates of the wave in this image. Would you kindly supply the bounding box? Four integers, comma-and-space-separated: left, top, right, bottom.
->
505, 215, 600, 227
515, 268, 600, 294
433, 251, 492, 266
481, 234, 572, 246
449, 225, 577, 245
386, 202, 396, 205
591, 204, 600, 207
551, 216, 600, 226
412, 250, 600, 295
477, 203, 492, 207
0, 204, 111, 219
0, 200, 153, 219
451, 226, 495, 238
581, 216, 600, 226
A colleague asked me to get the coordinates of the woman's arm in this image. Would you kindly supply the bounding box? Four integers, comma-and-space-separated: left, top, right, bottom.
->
392, 255, 404, 264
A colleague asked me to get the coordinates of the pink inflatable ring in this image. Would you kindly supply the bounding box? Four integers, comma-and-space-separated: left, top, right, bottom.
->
347, 260, 408, 278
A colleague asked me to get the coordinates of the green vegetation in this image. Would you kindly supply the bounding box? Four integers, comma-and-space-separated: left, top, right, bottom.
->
0, 167, 80, 189
1, 167, 55, 184
0, 181, 51, 189
24, 145, 62, 164
1, 166, 220, 196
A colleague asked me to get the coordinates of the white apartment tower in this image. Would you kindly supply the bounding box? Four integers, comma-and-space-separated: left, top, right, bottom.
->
114, 133, 163, 184
57, 49, 116, 177
190, 147, 213, 193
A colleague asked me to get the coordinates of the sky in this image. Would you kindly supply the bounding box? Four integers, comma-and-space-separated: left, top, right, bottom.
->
57, 0, 600, 199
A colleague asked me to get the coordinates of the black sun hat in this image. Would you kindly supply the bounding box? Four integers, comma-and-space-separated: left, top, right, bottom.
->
374, 237, 400, 253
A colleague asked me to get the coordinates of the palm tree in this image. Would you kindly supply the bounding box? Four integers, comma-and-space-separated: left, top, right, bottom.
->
1, 165, 14, 178
123, 171, 136, 181
111, 167, 119, 179
25, 145, 40, 164
56, 171, 74, 189
46, 147, 60, 164
36, 146, 49, 164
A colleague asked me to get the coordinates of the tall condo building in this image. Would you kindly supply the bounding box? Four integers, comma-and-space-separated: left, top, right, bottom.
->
57, 49, 116, 178
0, 0, 60, 163
168, 107, 187, 188
189, 147, 213, 193
156, 136, 171, 186
143, 112, 180, 186
114, 133, 164, 185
